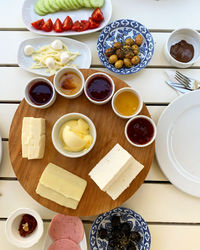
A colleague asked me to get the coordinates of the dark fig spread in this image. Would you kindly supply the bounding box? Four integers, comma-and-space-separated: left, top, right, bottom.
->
18, 214, 37, 237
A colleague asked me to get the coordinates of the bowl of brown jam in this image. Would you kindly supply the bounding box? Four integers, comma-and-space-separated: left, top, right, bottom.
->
84, 72, 115, 105
125, 115, 157, 147
54, 67, 84, 99
5, 208, 43, 248
164, 28, 200, 68
25, 77, 56, 109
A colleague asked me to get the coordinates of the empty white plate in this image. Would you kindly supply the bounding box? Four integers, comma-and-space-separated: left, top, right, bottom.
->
22, 0, 112, 36
156, 90, 200, 197
17, 37, 91, 76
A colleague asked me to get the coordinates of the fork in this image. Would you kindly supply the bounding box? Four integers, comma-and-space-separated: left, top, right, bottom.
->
174, 71, 200, 90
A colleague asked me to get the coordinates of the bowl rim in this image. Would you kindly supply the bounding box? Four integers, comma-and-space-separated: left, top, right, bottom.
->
165, 28, 200, 66
125, 115, 157, 147
111, 87, 143, 119
97, 18, 154, 75
52, 112, 97, 158
53, 66, 84, 99
84, 72, 115, 105
5, 208, 44, 248
24, 77, 56, 109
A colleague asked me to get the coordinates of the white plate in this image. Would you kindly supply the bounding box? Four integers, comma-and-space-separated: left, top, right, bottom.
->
156, 90, 200, 197
22, 0, 112, 36
42, 231, 87, 250
17, 37, 91, 76
0, 132, 2, 165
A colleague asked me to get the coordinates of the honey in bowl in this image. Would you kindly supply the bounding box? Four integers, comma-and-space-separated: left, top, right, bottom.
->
114, 91, 140, 116
59, 72, 82, 96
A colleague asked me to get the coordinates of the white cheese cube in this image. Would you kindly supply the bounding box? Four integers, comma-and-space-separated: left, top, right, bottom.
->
89, 144, 133, 191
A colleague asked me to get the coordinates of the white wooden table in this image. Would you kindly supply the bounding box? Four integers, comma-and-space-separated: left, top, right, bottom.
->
1, 0, 200, 249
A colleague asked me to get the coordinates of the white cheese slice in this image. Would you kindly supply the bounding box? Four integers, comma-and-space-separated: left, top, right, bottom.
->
106, 158, 144, 200
21, 117, 46, 160
89, 144, 133, 191
36, 163, 87, 209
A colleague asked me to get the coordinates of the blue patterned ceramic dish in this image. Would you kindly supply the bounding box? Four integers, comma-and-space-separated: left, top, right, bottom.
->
97, 19, 154, 75
89, 207, 151, 250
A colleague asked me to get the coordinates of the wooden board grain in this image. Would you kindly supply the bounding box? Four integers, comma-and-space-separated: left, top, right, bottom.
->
9, 69, 155, 216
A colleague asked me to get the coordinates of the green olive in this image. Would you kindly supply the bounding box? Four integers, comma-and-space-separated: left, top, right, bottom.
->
125, 38, 134, 46
105, 47, 115, 57
124, 58, 132, 68
131, 55, 140, 65
113, 42, 123, 50
109, 54, 118, 64
135, 34, 143, 46
115, 60, 124, 69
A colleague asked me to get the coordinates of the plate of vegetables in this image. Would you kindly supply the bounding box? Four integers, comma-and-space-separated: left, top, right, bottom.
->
89, 207, 151, 250
97, 19, 154, 75
22, 0, 112, 36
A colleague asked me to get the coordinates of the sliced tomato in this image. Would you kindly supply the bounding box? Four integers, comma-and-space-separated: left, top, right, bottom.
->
71, 21, 81, 32
91, 8, 104, 22
31, 19, 45, 30
80, 20, 90, 31
41, 19, 53, 32
63, 16, 73, 31
89, 18, 100, 29
53, 18, 63, 32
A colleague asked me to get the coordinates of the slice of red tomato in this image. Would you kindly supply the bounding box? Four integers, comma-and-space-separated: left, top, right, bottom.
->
53, 18, 63, 33
91, 8, 104, 22
31, 19, 45, 30
80, 20, 90, 31
41, 19, 53, 32
89, 18, 100, 29
63, 16, 73, 31
71, 21, 81, 32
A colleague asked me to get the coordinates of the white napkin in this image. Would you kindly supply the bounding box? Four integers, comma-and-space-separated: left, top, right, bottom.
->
165, 70, 179, 83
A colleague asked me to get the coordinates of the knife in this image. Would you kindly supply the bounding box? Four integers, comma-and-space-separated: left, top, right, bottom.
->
165, 80, 191, 94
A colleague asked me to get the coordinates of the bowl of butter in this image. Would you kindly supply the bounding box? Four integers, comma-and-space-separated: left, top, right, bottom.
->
52, 113, 96, 158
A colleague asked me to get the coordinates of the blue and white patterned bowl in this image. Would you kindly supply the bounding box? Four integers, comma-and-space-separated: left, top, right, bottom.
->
97, 19, 154, 75
89, 207, 151, 250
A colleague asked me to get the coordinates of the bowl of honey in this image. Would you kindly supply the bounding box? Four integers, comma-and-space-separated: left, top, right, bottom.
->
54, 67, 84, 99
111, 87, 143, 119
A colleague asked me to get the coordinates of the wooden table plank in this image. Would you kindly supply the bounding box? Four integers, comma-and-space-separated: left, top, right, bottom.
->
1, 181, 200, 223
1, 0, 200, 30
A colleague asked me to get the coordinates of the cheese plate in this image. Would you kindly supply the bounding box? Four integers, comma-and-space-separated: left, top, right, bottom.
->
9, 69, 155, 216
22, 0, 112, 36
43, 230, 87, 250
17, 37, 91, 76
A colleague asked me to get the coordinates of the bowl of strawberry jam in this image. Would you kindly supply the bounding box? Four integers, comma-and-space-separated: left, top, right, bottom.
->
25, 77, 56, 109
125, 115, 157, 147
84, 72, 115, 105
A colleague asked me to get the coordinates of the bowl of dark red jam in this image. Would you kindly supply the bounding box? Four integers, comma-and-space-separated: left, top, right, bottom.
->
125, 115, 157, 147
84, 72, 115, 105
25, 77, 56, 109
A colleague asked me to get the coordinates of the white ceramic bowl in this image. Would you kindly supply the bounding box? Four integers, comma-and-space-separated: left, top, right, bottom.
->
111, 87, 143, 119
84, 72, 115, 105
25, 77, 56, 109
54, 67, 84, 99
125, 115, 157, 147
52, 113, 96, 158
5, 208, 43, 248
164, 28, 200, 68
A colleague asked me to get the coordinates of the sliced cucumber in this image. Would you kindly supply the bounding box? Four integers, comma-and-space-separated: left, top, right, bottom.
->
83, 0, 92, 8
55, 0, 66, 9
76, 0, 84, 7
71, 0, 81, 8
34, 2, 47, 15
66, 0, 77, 9
43, 0, 55, 13
62, 0, 71, 10
35, 0, 49, 14
49, 0, 60, 11
90, 0, 104, 7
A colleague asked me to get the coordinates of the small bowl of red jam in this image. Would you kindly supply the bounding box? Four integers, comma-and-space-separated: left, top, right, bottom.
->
25, 77, 56, 109
84, 72, 115, 105
54, 67, 84, 99
125, 115, 157, 147
5, 208, 43, 248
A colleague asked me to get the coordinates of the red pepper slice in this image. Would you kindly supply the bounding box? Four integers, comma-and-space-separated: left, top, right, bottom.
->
91, 8, 104, 22
41, 19, 53, 32
31, 19, 45, 30
53, 18, 63, 33
63, 16, 73, 31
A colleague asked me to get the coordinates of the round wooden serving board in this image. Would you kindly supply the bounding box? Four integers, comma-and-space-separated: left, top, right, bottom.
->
9, 69, 155, 216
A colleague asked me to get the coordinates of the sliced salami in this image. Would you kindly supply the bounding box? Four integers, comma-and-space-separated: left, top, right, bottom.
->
49, 214, 84, 243
48, 239, 81, 250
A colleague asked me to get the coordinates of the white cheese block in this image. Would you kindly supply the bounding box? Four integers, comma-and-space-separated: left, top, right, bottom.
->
36, 163, 87, 209
106, 158, 144, 200
21, 117, 45, 159
89, 144, 133, 191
